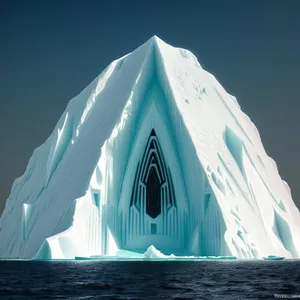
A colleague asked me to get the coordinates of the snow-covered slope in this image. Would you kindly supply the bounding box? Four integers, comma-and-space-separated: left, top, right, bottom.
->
0, 36, 299, 259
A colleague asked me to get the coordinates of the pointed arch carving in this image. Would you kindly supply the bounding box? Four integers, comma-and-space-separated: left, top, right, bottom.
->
130, 129, 176, 218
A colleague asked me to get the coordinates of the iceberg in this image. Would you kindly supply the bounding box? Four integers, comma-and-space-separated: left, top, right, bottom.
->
0, 36, 300, 260
262, 255, 285, 260
143, 245, 176, 259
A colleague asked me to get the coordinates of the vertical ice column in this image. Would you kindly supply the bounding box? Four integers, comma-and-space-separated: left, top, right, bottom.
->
22, 204, 35, 241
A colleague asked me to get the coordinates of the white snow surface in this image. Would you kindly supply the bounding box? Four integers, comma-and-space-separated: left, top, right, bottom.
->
143, 245, 175, 259
0, 36, 300, 259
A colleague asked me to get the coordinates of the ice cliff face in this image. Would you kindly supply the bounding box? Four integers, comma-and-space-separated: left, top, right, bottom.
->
0, 36, 299, 259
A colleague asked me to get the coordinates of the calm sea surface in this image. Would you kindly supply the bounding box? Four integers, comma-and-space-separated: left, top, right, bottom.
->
0, 260, 300, 299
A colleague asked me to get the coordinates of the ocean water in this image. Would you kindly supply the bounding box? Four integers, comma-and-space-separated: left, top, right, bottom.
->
0, 260, 300, 299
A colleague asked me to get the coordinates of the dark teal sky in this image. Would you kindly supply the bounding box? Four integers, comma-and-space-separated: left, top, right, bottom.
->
0, 0, 300, 214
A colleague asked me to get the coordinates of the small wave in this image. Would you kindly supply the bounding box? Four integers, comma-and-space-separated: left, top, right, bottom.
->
162, 284, 194, 292
79, 282, 113, 290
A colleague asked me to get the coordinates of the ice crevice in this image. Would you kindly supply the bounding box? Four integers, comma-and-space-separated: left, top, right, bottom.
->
45, 113, 73, 186
273, 207, 298, 257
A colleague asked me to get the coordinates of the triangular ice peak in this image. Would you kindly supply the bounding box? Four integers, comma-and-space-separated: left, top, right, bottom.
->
0, 36, 300, 260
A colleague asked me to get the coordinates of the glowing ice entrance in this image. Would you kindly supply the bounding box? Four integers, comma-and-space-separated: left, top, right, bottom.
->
123, 129, 187, 255
130, 129, 177, 219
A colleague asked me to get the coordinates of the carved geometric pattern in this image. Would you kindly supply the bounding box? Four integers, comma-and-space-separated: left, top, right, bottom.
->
130, 129, 176, 218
